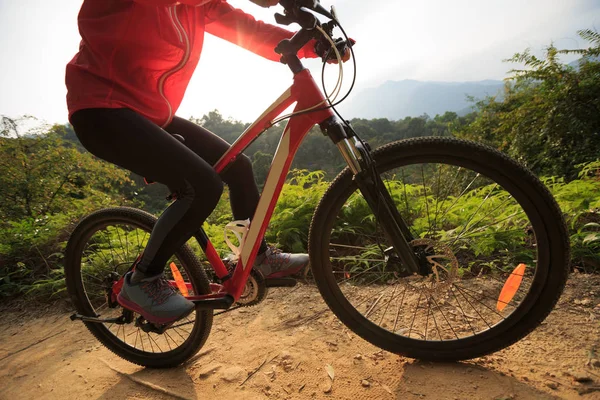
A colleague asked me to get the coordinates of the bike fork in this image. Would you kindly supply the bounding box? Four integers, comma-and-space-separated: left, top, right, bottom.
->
335, 134, 424, 275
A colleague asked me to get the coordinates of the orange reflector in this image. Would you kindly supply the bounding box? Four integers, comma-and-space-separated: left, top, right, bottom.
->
497, 263, 526, 311
169, 262, 189, 297
345, 272, 351, 279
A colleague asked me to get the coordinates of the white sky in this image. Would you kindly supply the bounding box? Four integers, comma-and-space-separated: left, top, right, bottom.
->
0, 0, 599, 124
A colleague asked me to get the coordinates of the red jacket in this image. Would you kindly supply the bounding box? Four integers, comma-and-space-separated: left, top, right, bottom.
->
66, 0, 316, 127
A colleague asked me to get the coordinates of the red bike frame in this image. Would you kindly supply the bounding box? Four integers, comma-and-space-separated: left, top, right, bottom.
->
190, 68, 336, 301
108, 64, 421, 310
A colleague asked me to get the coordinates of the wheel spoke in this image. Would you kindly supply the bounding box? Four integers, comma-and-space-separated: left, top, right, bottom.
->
435, 172, 481, 230
315, 141, 563, 352
68, 214, 206, 365
447, 185, 498, 249
430, 293, 459, 340
378, 284, 399, 326
408, 290, 423, 339
453, 285, 492, 329
450, 288, 478, 336
421, 165, 433, 236
424, 295, 431, 340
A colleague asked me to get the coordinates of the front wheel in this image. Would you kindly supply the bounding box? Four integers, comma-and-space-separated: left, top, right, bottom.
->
309, 137, 570, 361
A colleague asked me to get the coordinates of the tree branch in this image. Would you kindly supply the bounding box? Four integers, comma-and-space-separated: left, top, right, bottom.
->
40, 168, 76, 216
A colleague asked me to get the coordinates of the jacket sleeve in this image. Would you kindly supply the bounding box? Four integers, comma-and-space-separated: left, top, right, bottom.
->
204, 1, 318, 62
134, 0, 218, 5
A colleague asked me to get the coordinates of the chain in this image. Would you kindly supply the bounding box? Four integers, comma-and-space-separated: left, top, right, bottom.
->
167, 304, 246, 330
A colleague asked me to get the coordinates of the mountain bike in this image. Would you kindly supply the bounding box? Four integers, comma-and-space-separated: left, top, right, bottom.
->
65, 0, 570, 368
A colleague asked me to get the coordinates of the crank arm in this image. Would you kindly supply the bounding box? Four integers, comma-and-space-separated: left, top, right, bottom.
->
70, 313, 122, 324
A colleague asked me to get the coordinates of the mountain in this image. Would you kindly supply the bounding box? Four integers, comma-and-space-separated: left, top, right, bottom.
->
568, 55, 600, 69
338, 79, 505, 120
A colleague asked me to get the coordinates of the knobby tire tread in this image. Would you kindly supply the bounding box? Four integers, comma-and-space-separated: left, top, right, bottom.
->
308, 137, 570, 361
65, 207, 213, 368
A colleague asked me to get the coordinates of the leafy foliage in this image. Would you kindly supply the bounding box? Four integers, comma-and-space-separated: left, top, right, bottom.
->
0, 118, 131, 220
546, 161, 600, 271
191, 110, 464, 182
455, 29, 600, 179
0, 118, 132, 298
1, 28, 599, 300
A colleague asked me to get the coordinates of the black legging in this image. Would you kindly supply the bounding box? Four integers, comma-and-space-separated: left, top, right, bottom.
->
71, 108, 265, 276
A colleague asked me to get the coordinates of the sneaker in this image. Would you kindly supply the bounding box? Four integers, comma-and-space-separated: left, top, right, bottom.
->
253, 246, 309, 279
117, 272, 195, 325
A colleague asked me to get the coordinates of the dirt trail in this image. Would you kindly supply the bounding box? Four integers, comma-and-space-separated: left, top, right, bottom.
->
1, 272, 599, 400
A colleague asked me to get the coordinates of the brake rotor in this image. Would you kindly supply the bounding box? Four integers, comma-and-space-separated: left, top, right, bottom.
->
410, 238, 459, 294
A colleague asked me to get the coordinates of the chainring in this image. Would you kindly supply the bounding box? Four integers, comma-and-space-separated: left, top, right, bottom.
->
235, 268, 268, 307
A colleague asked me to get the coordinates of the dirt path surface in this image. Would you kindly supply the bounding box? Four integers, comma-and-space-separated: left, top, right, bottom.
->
1, 272, 599, 400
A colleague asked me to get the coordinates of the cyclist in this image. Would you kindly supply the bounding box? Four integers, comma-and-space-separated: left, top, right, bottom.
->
65, 0, 343, 325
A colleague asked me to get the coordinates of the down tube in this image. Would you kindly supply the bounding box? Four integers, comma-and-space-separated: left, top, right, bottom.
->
213, 88, 296, 174
227, 115, 319, 300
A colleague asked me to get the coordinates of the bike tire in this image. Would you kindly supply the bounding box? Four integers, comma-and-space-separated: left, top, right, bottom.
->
65, 207, 213, 368
308, 137, 570, 361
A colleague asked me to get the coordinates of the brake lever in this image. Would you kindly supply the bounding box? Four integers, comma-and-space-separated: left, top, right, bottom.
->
321, 20, 337, 37
280, 0, 334, 20
313, 3, 334, 19
330, 5, 337, 20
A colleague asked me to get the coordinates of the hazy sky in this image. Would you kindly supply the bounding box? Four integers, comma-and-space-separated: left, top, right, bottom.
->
0, 0, 599, 124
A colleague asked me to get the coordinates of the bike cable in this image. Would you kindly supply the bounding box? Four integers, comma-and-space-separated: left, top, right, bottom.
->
167, 304, 247, 330
269, 15, 358, 126
269, 25, 344, 124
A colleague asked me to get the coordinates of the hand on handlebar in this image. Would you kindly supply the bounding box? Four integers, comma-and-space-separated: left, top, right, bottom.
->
315, 38, 355, 64
248, 0, 280, 8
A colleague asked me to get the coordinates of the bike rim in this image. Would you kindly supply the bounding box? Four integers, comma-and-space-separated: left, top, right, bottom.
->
77, 220, 200, 354
324, 158, 546, 343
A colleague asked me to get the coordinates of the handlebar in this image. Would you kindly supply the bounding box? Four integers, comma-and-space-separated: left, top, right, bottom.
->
272, 0, 352, 68
279, 0, 334, 22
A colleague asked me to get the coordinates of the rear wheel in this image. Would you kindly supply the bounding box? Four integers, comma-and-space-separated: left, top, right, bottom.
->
65, 207, 213, 367
309, 137, 569, 361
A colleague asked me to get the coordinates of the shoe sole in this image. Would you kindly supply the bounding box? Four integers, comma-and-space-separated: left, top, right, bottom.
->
266, 262, 309, 279
117, 294, 195, 325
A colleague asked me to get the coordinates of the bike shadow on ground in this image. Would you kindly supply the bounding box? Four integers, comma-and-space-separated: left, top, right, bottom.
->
97, 364, 197, 400
395, 360, 559, 400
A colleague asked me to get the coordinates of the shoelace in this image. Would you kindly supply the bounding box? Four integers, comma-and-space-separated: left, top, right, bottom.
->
140, 276, 176, 305
264, 246, 290, 267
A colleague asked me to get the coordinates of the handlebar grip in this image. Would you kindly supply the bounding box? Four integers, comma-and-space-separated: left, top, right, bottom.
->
315, 37, 354, 61
275, 27, 315, 55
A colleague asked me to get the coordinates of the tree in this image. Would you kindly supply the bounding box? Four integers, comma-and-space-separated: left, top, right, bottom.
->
455, 29, 600, 179
0, 117, 131, 221
252, 151, 272, 186
191, 110, 249, 144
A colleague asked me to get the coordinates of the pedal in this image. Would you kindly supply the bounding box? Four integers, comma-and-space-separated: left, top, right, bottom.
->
70, 313, 121, 324
265, 278, 297, 288
136, 316, 168, 334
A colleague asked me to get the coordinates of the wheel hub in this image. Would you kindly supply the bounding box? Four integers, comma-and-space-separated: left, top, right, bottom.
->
409, 238, 459, 293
